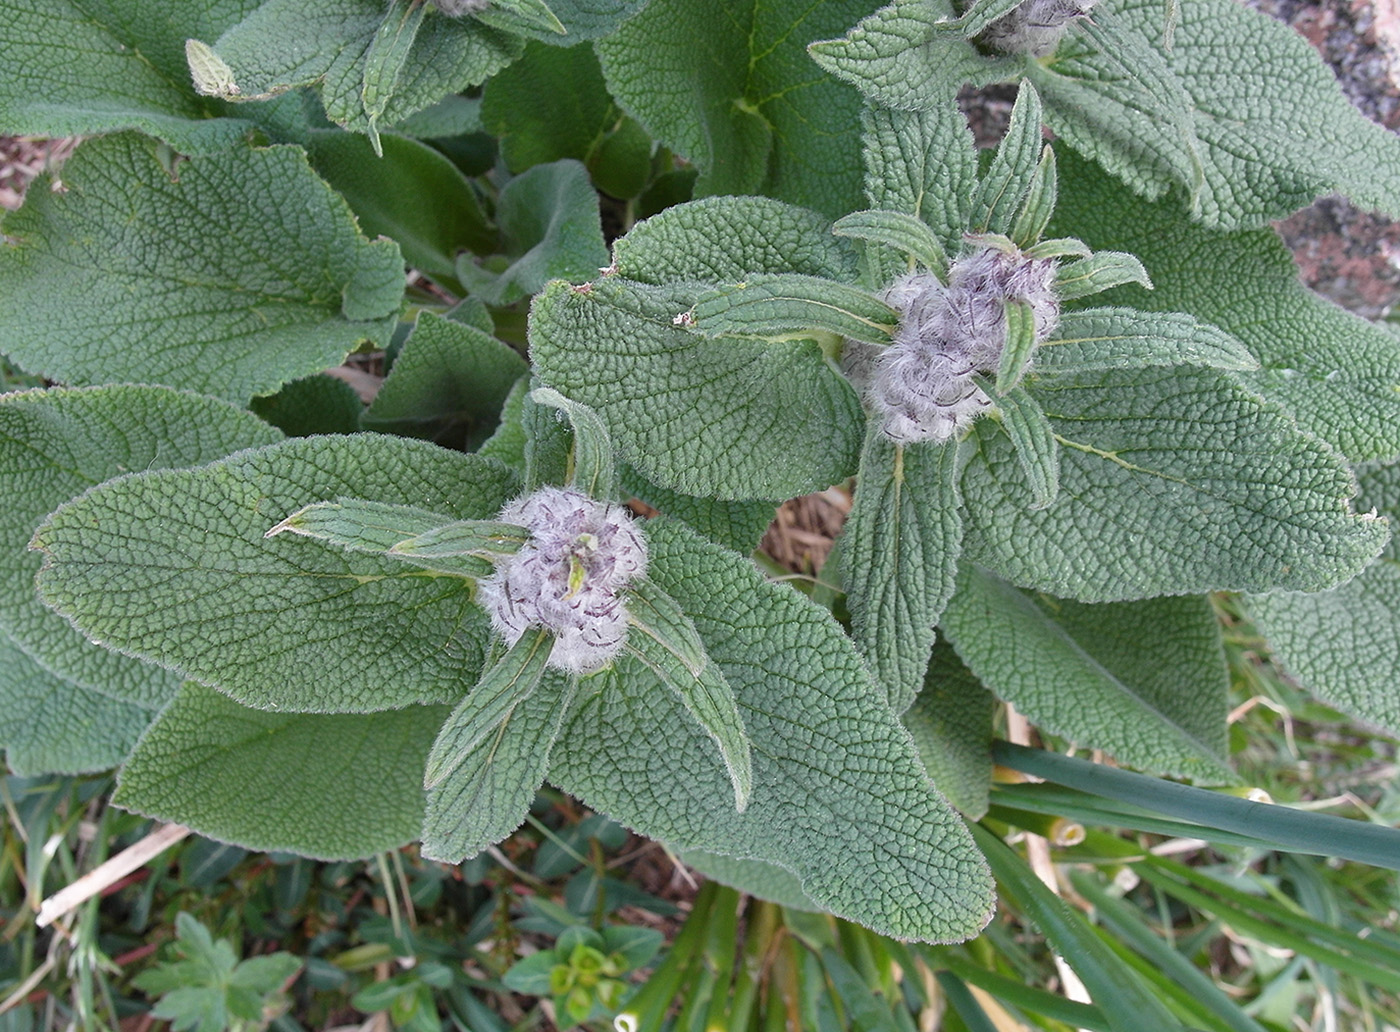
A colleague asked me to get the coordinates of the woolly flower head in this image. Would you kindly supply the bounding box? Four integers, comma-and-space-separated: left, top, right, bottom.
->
979, 0, 1099, 57
478, 487, 648, 674
430, 0, 491, 15
865, 246, 1059, 445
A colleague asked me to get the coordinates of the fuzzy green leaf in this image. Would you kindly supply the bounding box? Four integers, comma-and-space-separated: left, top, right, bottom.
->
961, 366, 1390, 599
970, 82, 1044, 237
904, 642, 995, 819
595, 0, 871, 218
476, 0, 649, 41
306, 130, 495, 282
113, 682, 446, 859
0, 387, 279, 708
1035, 308, 1257, 375
1048, 149, 1400, 463
458, 159, 608, 306
1010, 146, 1057, 248
0, 629, 156, 776
0, 0, 271, 153
422, 670, 576, 862
844, 431, 963, 712
995, 301, 1038, 394
685, 274, 897, 346
362, 313, 528, 449
1054, 251, 1153, 301
1247, 462, 1400, 734
32, 436, 519, 713
550, 519, 995, 942
832, 209, 950, 278
617, 464, 777, 555
992, 386, 1059, 509
361, 0, 430, 151
944, 568, 1232, 780
0, 134, 403, 402
529, 387, 616, 498
860, 98, 980, 260
200, 0, 522, 134
250, 375, 364, 438
531, 197, 864, 500
425, 627, 554, 788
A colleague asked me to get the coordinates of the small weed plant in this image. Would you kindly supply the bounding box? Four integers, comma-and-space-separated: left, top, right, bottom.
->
3, 0, 1400, 1027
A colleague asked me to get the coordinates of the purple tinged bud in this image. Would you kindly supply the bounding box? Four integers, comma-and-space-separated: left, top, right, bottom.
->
478, 487, 648, 674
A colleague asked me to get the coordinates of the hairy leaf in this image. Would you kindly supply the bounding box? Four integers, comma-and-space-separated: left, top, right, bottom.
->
1035, 308, 1257, 375
685, 274, 897, 346
0, 387, 278, 707
0, 134, 403, 402
904, 642, 995, 819
1247, 462, 1400, 734
596, 0, 870, 218
944, 569, 1232, 780
33, 436, 519, 713
114, 682, 445, 859
551, 519, 995, 942
1048, 149, 1400, 463
992, 386, 1059, 509
529, 387, 616, 498
961, 366, 1389, 599
618, 464, 777, 555
844, 431, 963, 712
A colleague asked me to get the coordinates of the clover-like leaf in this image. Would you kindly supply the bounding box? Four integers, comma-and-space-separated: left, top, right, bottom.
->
113, 682, 446, 859
551, 519, 995, 942
32, 435, 519, 713
0, 134, 404, 402
943, 567, 1233, 781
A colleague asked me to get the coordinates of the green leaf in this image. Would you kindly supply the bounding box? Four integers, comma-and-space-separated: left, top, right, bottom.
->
991, 386, 1059, 510
458, 159, 608, 306
994, 301, 1037, 394
32, 435, 519, 713
531, 197, 865, 500
362, 312, 528, 449
474, 0, 567, 37
617, 464, 776, 555
421, 670, 576, 862
1246, 461, 1400, 734
1053, 251, 1152, 301
623, 586, 754, 812
831, 209, 950, 278
1048, 148, 1400, 463
904, 641, 995, 819
528, 387, 616, 498
361, 0, 430, 152
860, 96, 980, 260
306, 129, 495, 281
113, 682, 446, 859
200, 0, 522, 135
681, 850, 819, 911
943, 568, 1231, 780
1034, 308, 1257, 375
551, 519, 995, 942
0, 387, 279, 708
476, 0, 649, 41
481, 40, 618, 173
0, 628, 156, 775
391, 521, 528, 562
1010, 145, 1057, 248
960, 366, 1390, 599
425, 627, 554, 788
970, 823, 1190, 1032
970, 81, 1044, 237
595, 0, 871, 218
684, 274, 897, 346
0, 0, 270, 153
844, 430, 963, 712
0, 134, 403, 402
251, 375, 364, 437
478, 376, 532, 470
267, 497, 470, 553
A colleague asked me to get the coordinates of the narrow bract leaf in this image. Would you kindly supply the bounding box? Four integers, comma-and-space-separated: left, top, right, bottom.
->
956, 0, 1035, 37
267, 498, 461, 552
422, 670, 576, 862
362, 0, 430, 154
624, 577, 707, 677
1036, 308, 1257, 374
1055, 251, 1152, 300
618, 464, 777, 555
186, 38, 240, 98
478, 0, 567, 35
970, 82, 1045, 236
529, 387, 616, 498
843, 431, 963, 712
832, 210, 949, 278
1023, 236, 1091, 259
391, 522, 528, 560
994, 301, 1038, 394
425, 626, 554, 788
1010, 145, 1057, 247
686, 274, 897, 347
624, 630, 754, 813
993, 387, 1060, 510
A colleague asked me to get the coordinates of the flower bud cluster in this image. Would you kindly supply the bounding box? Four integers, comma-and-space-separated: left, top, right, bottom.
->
478, 487, 648, 674
431, 0, 491, 15
866, 246, 1059, 444
979, 0, 1099, 57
